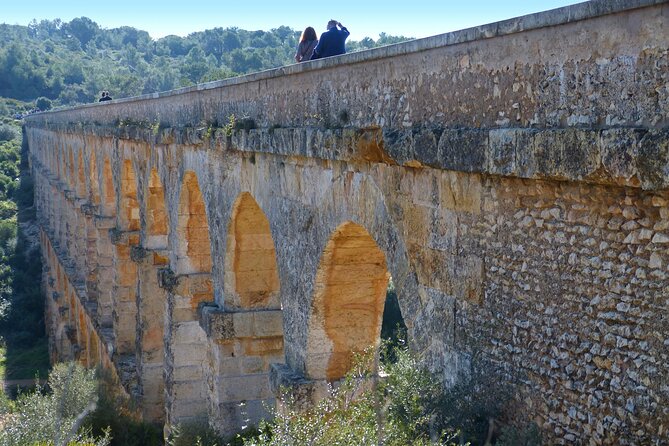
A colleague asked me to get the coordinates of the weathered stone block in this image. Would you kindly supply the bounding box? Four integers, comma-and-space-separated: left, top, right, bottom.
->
216, 374, 271, 402
637, 130, 669, 190
438, 128, 488, 173
487, 128, 518, 175
253, 310, 284, 338
199, 306, 234, 340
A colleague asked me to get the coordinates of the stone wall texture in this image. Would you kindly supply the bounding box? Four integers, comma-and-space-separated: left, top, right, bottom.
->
23, 1, 669, 444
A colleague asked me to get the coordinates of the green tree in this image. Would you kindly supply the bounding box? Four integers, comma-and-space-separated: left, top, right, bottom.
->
35, 96, 52, 110
181, 47, 209, 83
65, 17, 99, 47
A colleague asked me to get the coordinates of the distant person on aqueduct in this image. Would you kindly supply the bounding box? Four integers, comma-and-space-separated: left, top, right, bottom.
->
295, 26, 318, 62
310, 20, 349, 60
98, 91, 112, 102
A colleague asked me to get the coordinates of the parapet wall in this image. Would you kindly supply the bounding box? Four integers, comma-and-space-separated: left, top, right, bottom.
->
23, 1, 669, 444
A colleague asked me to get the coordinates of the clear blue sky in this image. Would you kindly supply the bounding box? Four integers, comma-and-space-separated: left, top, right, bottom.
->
3, 0, 584, 40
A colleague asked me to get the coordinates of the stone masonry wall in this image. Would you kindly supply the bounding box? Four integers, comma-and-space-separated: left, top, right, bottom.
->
23, 1, 669, 443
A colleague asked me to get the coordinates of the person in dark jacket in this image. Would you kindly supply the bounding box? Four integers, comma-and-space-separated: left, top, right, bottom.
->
99, 91, 112, 102
295, 26, 318, 62
311, 20, 349, 60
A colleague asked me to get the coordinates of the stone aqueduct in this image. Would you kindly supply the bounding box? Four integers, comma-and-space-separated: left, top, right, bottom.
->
23, 1, 669, 444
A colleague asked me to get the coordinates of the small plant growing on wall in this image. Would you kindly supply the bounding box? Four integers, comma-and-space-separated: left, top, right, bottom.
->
222, 114, 237, 137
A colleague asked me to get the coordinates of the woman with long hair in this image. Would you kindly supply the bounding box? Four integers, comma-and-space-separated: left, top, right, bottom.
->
295, 26, 318, 62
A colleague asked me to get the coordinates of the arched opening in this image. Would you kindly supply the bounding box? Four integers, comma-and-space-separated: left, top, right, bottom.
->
89, 150, 100, 205
102, 157, 115, 216
120, 160, 140, 231
76, 151, 86, 198
224, 192, 280, 310
177, 171, 212, 275
306, 222, 390, 381
145, 168, 168, 249
380, 276, 408, 362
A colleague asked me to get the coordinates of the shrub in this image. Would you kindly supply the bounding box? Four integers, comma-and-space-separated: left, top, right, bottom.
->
35, 97, 53, 111
0, 362, 110, 446
86, 369, 163, 446
167, 422, 225, 446
0, 200, 17, 219
243, 346, 458, 446
0, 125, 17, 143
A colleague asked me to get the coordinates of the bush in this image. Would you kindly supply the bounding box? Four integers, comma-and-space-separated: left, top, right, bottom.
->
243, 346, 458, 446
0, 125, 17, 143
167, 422, 225, 446
0, 362, 110, 446
35, 97, 53, 111
239, 343, 540, 446
0, 200, 17, 219
86, 370, 163, 446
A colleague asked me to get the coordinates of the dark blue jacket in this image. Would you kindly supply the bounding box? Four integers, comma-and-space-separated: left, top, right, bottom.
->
311, 27, 350, 59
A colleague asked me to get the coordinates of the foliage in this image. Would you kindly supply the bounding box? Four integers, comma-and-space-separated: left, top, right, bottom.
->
0, 19, 412, 107
243, 346, 458, 446
496, 422, 542, 446
380, 278, 407, 357
0, 362, 111, 446
86, 370, 163, 446
0, 121, 47, 379
1, 340, 49, 382
166, 421, 225, 446
35, 96, 53, 111
237, 342, 539, 446
0, 125, 17, 142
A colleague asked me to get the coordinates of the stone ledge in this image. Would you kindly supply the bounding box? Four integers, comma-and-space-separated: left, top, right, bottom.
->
28, 124, 669, 190
199, 306, 284, 341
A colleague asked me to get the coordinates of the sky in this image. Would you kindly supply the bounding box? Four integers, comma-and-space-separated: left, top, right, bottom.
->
3, 0, 585, 41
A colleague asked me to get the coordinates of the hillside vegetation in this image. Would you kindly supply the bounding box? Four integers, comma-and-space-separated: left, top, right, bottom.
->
0, 18, 411, 108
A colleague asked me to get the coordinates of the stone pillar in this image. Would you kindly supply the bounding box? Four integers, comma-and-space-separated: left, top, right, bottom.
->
82, 208, 99, 305
200, 306, 284, 436
72, 199, 88, 284
132, 246, 169, 423
160, 270, 211, 428
110, 229, 140, 355
94, 216, 116, 328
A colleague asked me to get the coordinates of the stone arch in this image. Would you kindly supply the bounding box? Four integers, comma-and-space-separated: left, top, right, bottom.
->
176, 171, 212, 274
101, 156, 115, 216
76, 150, 86, 198
306, 221, 390, 381
224, 192, 280, 310
120, 160, 140, 231
89, 150, 100, 205
145, 168, 168, 249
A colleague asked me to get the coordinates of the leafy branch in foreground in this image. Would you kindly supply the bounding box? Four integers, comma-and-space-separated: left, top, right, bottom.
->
0, 362, 110, 446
